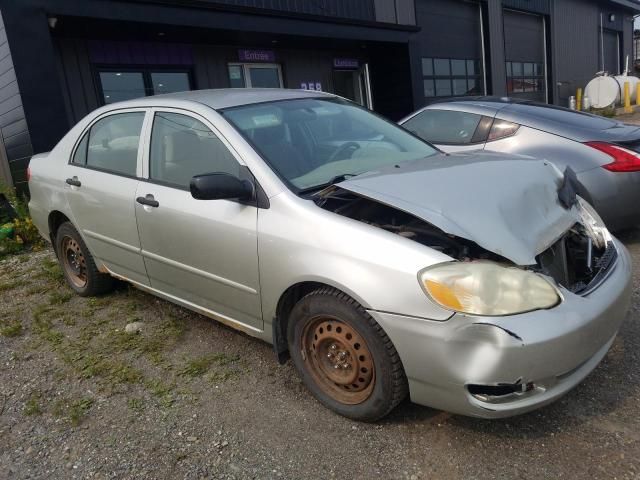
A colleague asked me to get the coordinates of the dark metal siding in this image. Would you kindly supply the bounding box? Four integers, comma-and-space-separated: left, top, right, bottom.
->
414, 0, 482, 59
600, 29, 621, 74
55, 39, 375, 123
486, 0, 506, 96
550, 0, 634, 107
160, 0, 376, 22
502, 0, 550, 15
0, 10, 31, 188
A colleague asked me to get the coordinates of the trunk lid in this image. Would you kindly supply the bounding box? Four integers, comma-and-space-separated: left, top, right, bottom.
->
335, 152, 581, 266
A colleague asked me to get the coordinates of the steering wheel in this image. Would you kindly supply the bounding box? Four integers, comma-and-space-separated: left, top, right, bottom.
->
328, 141, 361, 162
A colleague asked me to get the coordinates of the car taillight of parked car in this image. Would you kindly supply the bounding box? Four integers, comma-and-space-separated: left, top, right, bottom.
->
585, 141, 640, 172
487, 120, 520, 141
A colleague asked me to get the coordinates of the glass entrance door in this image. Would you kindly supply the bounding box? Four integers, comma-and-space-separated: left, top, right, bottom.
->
332, 63, 373, 109
228, 64, 283, 88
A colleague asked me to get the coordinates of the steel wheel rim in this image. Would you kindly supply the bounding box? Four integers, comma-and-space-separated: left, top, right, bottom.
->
61, 236, 87, 289
302, 316, 375, 405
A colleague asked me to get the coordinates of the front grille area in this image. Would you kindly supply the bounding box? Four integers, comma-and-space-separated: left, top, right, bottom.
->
536, 225, 617, 295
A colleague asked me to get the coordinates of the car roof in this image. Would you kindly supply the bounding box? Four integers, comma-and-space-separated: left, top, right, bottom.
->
99, 88, 336, 111
421, 96, 640, 142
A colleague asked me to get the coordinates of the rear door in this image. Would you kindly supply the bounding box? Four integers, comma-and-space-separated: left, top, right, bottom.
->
400, 109, 492, 152
134, 108, 262, 330
63, 109, 150, 285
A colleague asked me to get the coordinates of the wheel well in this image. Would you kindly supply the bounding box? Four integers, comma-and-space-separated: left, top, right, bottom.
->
48, 211, 71, 245
272, 281, 327, 364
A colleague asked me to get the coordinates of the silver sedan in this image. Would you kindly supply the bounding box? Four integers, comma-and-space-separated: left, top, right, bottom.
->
28, 89, 632, 421
400, 98, 640, 231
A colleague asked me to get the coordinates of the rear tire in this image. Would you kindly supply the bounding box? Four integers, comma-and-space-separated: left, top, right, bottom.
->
55, 222, 114, 296
288, 287, 408, 422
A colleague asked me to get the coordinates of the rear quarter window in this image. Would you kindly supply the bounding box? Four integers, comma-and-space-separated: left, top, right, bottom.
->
403, 109, 484, 145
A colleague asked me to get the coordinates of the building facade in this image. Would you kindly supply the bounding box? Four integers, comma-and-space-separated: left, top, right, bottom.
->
0, 0, 638, 191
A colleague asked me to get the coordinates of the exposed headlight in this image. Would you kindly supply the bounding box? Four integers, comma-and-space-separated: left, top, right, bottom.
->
419, 262, 560, 316
577, 197, 611, 249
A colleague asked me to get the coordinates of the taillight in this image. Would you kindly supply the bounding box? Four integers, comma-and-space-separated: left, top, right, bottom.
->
488, 119, 519, 141
27, 166, 31, 182
585, 141, 640, 172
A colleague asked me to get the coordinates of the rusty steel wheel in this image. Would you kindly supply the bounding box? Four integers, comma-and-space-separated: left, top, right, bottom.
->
60, 235, 87, 289
55, 222, 113, 297
302, 316, 375, 405
288, 287, 408, 421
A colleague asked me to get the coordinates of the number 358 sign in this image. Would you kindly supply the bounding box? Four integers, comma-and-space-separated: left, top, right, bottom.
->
301, 82, 322, 91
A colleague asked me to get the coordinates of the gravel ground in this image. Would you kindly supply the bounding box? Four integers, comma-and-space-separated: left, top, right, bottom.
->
1, 229, 639, 480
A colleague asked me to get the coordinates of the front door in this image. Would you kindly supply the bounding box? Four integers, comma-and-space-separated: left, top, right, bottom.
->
134, 109, 262, 330
63, 109, 150, 285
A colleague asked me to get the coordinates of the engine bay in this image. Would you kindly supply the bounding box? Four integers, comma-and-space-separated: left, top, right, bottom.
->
316, 187, 616, 295
315, 187, 507, 263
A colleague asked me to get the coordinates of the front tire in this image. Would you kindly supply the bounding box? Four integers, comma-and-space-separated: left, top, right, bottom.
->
288, 287, 408, 422
55, 222, 114, 296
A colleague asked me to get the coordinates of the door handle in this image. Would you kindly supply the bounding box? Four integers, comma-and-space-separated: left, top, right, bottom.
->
65, 177, 81, 187
136, 195, 159, 208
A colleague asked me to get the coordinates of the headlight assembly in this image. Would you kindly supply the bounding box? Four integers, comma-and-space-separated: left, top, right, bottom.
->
419, 262, 560, 316
577, 197, 611, 249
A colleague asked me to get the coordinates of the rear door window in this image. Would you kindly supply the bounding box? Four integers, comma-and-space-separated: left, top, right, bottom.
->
402, 109, 484, 145
72, 133, 88, 165
86, 112, 145, 177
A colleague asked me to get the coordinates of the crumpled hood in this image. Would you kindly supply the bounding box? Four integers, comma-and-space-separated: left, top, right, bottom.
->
336, 151, 581, 265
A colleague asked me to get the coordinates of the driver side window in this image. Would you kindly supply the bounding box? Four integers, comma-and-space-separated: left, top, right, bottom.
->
402, 109, 484, 145
149, 112, 240, 189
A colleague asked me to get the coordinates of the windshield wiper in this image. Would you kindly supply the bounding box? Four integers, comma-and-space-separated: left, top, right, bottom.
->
298, 173, 358, 195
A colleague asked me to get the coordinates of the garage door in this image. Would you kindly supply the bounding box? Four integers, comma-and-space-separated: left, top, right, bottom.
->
503, 9, 546, 102
415, 0, 485, 100
598, 29, 620, 75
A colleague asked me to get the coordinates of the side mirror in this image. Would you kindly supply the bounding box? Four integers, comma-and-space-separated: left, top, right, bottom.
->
190, 173, 255, 201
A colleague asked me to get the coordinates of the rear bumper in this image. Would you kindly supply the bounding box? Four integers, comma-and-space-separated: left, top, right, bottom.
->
27, 196, 50, 243
369, 239, 632, 418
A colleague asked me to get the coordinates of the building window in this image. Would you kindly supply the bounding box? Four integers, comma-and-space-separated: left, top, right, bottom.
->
506, 62, 544, 94
422, 57, 483, 99
228, 63, 283, 88
98, 69, 192, 104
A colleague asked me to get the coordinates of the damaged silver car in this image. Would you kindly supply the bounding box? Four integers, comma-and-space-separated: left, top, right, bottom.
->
28, 89, 632, 421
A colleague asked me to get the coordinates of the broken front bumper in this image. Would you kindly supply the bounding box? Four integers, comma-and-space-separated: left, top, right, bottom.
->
369, 238, 632, 419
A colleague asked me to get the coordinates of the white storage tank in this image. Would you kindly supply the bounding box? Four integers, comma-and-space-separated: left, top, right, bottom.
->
584, 75, 640, 109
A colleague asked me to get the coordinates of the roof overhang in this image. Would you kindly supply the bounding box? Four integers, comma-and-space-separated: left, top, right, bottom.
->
609, 0, 640, 12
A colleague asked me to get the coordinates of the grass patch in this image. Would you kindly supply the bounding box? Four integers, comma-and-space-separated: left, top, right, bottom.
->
26, 283, 50, 295
61, 347, 143, 385
23, 392, 42, 416
53, 397, 94, 426
48, 290, 73, 305
0, 279, 27, 292
32, 304, 64, 345
39, 258, 64, 283
144, 378, 176, 407
128, 398, 144, 411
179, 353, 239, 378
0, 321, 23, 337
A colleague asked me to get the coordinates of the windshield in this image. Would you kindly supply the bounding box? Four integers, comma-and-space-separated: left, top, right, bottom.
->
221, 98, 438, 192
